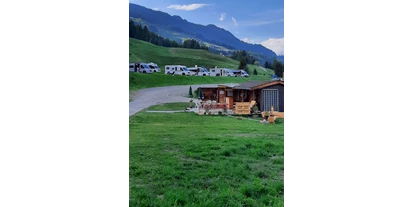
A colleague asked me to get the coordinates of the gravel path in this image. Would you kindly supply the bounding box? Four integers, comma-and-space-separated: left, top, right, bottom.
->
129, 84, 238, 116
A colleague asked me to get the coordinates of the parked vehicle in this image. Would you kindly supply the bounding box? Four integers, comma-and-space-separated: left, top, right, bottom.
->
209, 67, 236, 77
147, 62, 161, 72
165, 65, 191, 76
129, 63, 137, 72
187, 65, 210, 76
136, 63, 152, 73
272, 74, 283, 81
240, 70, 249, 77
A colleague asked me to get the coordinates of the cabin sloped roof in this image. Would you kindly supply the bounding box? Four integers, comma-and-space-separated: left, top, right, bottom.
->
234, 80, 284, 90
200, 80, 283, 90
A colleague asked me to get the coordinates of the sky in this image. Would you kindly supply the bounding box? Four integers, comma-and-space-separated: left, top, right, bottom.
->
129, 0, 284, 55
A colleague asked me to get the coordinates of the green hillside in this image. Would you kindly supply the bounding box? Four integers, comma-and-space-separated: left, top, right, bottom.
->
129, 38, 274, 74
129, 38, 275, 91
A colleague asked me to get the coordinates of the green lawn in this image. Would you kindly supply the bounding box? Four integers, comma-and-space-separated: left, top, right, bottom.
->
129, 72, 262, 91
129, 111, 284, 206
146, 102, 195, 111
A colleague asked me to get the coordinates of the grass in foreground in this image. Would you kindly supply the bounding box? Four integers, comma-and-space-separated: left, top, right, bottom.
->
146, 102, 195, 111
130, 111, 284, 206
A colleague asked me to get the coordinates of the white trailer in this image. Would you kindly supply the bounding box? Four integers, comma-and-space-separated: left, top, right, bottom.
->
147, 62, 161, 72
165, 65, 191, 76
187, 65, 210, 76
209, 67, 236, 77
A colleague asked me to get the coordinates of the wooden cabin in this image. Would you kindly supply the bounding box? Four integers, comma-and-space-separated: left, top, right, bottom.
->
198, 80, 284, 114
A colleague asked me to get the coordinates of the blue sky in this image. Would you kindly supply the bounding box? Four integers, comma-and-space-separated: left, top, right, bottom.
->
129, 0, 284, 55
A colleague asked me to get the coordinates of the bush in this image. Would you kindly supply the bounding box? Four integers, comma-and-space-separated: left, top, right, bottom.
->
193, 88, 199, 99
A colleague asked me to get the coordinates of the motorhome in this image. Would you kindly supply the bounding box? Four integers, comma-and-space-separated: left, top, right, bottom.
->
239, 70, 249, 77
209, 67, 236, 77
129, 62, 153, 73
129, 63, 137, 72
147, 62, 161, 72
187, 65, 210, 76
231, 69, 249, 77
164, 65, 191, 76
235, 70, 249, 78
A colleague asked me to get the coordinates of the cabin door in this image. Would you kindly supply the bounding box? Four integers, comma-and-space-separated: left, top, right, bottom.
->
262, 89, 279, 111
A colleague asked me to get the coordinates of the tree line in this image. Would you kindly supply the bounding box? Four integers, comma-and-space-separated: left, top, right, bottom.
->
231, 50, 258, 65
129, 20, 208, 50
235, 49, 284, 77
264, 60, 284, 78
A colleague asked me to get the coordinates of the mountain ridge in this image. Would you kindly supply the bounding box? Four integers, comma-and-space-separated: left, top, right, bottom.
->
129, 3, 283, 63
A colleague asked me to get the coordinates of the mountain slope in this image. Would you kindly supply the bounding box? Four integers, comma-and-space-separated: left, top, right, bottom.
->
129, 3, 283, 63
129, 38, 275, 76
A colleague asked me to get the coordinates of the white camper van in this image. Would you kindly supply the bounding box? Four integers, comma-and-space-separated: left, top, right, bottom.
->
232, 69, 249, 77
187, 65, 210, 76
165, 65, 191, 76
239, 70, 249, 77
147, 62, 161, 72
209, 67, 236, 77
129, 62, 153, 73
138, 63, 153, 73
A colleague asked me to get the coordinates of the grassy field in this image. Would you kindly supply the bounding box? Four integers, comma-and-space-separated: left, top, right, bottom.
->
146, 102, 195, 111
130, 110, 284, 206
130, 38, 275, 74
129, 38, 275, 91
129, 72, 264, 91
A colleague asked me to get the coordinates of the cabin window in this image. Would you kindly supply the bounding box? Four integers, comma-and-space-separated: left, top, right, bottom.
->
212, 70, 215, 72
166, 67, 169, 69
129, 65, 134, 68
226, 90, 233, 97
140, 65, 144, 68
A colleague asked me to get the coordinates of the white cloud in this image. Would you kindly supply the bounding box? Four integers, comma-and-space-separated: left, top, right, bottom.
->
167, 4, 209, 11
261, 38, 284, 56
152, 8, 159, 11
219, 13, 226, 21
232, 17, 238, 26
240, 37, 262, 44
239, 19, 283, 27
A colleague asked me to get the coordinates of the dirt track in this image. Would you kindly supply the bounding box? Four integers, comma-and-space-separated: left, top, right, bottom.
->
129, 84, 237, 116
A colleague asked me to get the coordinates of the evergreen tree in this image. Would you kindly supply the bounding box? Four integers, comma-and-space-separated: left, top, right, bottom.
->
264, 61, 270, 68
189, 86, 193, 97
273, 59, 284, 77
238, 57, 247, 69
129, 20, 136, 38
253, 68, 258, 75
142, 25, 150, 41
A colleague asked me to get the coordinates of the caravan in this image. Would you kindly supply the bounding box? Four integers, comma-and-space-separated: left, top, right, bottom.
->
187, 65, 210, 76
147, 62, 161, 72
209, 67, 236, 77
129, 63, 137, 72
165, 65, 191, 76
129, 62, 153, 73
